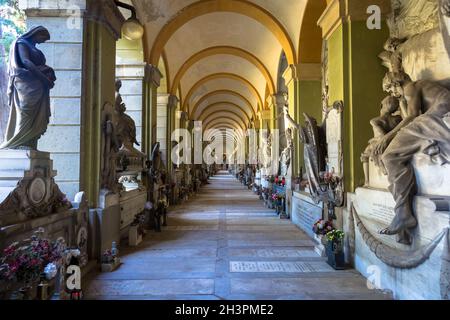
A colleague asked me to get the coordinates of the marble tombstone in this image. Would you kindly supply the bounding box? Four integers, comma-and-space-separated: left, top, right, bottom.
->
344, 0, 450, 300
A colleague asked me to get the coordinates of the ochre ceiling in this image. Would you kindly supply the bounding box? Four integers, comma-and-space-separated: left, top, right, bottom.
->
131, 0, 327, 131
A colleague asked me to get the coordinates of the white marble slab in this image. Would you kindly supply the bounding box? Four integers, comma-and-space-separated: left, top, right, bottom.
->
163, 225, 219, 231
228, 248, 319, 258
229, 261, 334, 273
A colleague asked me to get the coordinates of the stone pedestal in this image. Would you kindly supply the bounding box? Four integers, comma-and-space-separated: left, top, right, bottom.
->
292, 191, 324, 239
90, 190, 121, 259
367, 154, 450, 196
119, 187, 147, 237
0, 150, 55, 201
344, 188, 450, 300
0, 150, 90, 266
0, 150, 71, 226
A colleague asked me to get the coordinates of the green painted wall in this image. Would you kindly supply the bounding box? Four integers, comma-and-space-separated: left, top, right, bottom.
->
297, 80, 322, 174
326, 21, 389, 192
348, 21, 389, 190
328, 26, 345, 103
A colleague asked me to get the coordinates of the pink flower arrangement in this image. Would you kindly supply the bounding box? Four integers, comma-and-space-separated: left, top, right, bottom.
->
0, 229, 63, 285
313, 219, 335, 236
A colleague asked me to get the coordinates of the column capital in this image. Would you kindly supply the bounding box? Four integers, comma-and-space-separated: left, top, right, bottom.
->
283, 64, 322, 82
272, 93, 288, 107
168, 95, 180, 109
297, 63, 321, 81
86, 0, 125, 40
145, 64, 163, 87
318, 0, 391, 40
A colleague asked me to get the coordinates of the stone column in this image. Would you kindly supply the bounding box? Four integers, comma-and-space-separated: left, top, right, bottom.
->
156, 93, 169, 165
166, 95, 179, 173
295, 63, 323, 172
18, 0, 86, 200
318, 0, 390, 192
143, 64, 162, 157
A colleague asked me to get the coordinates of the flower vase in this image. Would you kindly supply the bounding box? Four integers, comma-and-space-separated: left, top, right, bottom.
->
326, 241, 345, 270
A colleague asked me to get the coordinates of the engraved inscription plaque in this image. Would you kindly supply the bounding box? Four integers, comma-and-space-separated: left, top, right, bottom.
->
292, 193, 323, 238
229, 261, 334, 273
326, 109, 342, 175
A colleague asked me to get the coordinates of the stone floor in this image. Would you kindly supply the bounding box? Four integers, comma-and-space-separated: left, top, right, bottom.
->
83, 171, 392, 300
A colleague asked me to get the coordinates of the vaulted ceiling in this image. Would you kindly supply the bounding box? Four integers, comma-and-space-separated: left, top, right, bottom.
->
130, 0, 327, 133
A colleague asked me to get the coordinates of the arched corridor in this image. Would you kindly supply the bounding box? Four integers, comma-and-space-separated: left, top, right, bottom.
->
83, 171, 389, 300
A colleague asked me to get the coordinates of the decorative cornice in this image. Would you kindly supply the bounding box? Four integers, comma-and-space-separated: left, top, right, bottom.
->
19, 0, 87, 16
298, 63, 322, 81
86, 0, 125, 40
318, 0, 391, 40
145, 64, 163, 87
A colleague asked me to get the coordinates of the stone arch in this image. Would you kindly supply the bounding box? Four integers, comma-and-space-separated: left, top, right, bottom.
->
148, 0, 297, 66
183, 73, 262, 113
298, 0, 327, 63
198, 102, 252, 124
190, 90, 255, 120
170, 46, 275, 96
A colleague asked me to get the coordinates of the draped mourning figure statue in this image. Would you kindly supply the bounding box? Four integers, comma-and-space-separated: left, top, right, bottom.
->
0, 26, 55, 150
115, 80, 145, 174
373, 71, 450, 244
281, 107, 327, 202
115, 80, 141, 154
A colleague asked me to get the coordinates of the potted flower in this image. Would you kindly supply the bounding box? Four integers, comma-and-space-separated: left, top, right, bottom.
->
325, 229, 346, 270
312, 219, 334, 236
312, 219, 334, 245
0, 229, 64, 300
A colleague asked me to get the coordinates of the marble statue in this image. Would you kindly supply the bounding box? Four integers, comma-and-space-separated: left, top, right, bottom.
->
372, 71, 450, 244
115, 80, 141, 154
114, 80, 145, 187
378, 37, 406, 73
278, 94, 295, 175
281, 106, 325, 201
0, 26, 55, 150
361, 96, 402, 185
101, 102, 121, 193
261, 130, 272, 171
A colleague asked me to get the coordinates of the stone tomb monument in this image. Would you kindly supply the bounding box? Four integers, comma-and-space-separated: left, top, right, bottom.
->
92, 93, 147, 257
344, 0, 450, 300
0, 27, 90, 266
